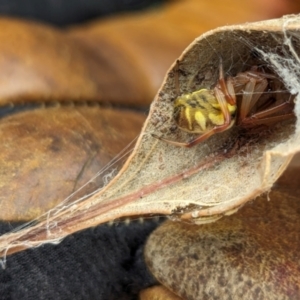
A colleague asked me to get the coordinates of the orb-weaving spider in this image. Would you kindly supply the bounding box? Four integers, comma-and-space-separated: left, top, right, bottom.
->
154, 60, 294, 147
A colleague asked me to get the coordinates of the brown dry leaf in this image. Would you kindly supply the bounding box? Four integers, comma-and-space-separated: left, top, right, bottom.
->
0, 18, 105, 105
140, 285, 183, 300
0, 15, 299, 257
144, 187, 300, 299
67, 0, 273, 107
0, 105, 145, 221
0, 1, 295, 108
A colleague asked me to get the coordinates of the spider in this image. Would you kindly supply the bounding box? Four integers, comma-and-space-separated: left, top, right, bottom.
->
154, 60, 295, 147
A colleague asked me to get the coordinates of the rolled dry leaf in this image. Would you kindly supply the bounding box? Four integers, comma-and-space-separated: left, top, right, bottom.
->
0, 15, 299, 257
144, 187, 300, 299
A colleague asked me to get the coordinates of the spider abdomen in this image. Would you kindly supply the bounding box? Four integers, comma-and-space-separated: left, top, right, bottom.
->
173, 89, 236, 133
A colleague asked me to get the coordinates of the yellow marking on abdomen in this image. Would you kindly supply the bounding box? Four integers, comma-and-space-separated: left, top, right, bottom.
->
194, 110, 206, 131
185, 107, 193, 131
208, 112, 225, 125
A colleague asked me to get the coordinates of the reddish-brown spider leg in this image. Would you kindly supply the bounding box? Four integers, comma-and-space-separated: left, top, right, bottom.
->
232, 72, 269, 121
153, 126, 220, 148
153, 120, 233, 148
217, 61, 236, 106
239, 100, 295, 127
234, 68, 294, 126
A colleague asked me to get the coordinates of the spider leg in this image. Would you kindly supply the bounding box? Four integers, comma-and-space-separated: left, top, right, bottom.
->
153, 117, 234, 148
247, 69, 276, 80
218, 61, 236, 105
240, 100, 295, 127
240, 113, 295, 127
153, 128, 220, 148
214, 87, 231, 125
237, 76, 268, 122
249, 100, 293, 119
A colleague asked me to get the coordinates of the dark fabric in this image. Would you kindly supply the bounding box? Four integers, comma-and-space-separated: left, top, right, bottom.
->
0, 219, 161, 299
0, 0, 163, 26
